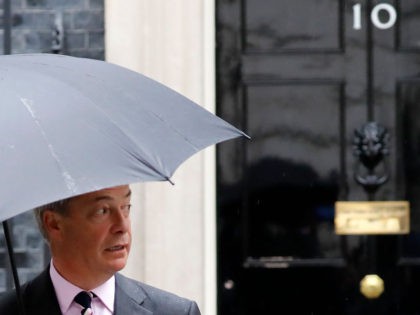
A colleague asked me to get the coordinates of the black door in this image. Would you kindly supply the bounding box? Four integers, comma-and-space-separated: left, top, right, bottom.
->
216, 0, 420, 314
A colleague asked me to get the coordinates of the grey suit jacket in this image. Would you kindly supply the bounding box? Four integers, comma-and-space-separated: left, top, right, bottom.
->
0, 268, 201, 315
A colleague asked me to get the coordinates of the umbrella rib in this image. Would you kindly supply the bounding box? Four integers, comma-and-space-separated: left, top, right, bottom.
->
20, 97, 78, 193
17, 73, 172, 186
81, 104, 174, 181
148, 111, 200, 151
101, 129, 175, 184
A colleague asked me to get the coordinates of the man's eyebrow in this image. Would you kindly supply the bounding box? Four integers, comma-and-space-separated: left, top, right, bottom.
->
94, 189, 132, 201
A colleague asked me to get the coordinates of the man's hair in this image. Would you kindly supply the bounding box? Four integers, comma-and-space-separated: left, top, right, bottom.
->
33, 198, 72, 241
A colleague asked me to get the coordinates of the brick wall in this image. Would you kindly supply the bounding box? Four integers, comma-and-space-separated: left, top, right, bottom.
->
0, 0, 104, 59
0, 0, 105, 292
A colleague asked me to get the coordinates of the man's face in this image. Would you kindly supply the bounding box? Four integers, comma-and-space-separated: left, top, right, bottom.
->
50, 185, 132, 285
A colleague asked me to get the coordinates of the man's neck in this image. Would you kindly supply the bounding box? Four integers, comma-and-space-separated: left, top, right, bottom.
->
51, 258, 113, 290
49, 261, 115, 314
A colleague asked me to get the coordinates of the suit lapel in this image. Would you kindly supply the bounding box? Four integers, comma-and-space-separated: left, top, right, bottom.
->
23, 268, 153, 315
114, 274, 152, 315
23, 267, 62, 315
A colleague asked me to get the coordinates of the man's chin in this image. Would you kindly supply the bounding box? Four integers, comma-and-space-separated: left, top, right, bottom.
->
108, 258, 128, 272
103, 248, 129, 271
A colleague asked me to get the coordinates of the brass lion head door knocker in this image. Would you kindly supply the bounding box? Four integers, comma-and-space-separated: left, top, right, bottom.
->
353, 122, 390, 198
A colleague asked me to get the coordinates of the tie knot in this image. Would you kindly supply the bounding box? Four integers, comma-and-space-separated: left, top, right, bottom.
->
74, 291, 94, 314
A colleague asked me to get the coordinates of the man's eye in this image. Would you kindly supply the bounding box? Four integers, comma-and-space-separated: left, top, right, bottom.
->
96, 208, 108, 215
122, 204, 131, 214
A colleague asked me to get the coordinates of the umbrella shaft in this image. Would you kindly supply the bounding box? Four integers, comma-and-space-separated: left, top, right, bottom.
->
2, 220, 26, 315
3, 0, 11, 54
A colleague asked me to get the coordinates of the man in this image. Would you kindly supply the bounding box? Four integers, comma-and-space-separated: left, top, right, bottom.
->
0, 185, 201, 315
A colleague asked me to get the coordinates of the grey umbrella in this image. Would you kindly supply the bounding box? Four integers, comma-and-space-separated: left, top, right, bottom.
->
0, 53, 247, 314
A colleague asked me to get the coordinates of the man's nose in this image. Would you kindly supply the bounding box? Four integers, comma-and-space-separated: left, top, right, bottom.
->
110, 208, 130, 233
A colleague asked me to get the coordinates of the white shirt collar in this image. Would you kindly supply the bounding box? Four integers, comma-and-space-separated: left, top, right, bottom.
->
49, 261, 115, 313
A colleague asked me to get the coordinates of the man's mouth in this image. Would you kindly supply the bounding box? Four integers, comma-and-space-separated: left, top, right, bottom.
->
105, 245, 126, 252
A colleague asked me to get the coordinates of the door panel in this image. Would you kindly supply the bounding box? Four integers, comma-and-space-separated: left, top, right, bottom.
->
244, 0, 342, 52
244, 82, 342, 258
217, 0, 420, 314
398, 81, 420, 314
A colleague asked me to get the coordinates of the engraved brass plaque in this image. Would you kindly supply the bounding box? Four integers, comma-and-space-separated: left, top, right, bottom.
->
335, 201, 410, 235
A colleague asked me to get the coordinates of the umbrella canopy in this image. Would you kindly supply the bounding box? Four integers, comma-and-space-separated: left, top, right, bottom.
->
0, 53, 247, 222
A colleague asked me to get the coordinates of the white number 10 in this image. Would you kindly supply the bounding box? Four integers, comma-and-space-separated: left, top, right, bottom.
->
353, 3, 397, 30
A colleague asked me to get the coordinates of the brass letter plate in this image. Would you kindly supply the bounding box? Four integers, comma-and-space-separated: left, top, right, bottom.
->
335, 201, 410, 235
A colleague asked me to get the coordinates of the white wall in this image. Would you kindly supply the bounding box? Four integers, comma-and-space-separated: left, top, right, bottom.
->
104, 1, 216, 314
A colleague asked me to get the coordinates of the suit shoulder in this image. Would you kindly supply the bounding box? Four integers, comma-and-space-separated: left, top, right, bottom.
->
116, 274, 201, 315
0, 268, 61, 315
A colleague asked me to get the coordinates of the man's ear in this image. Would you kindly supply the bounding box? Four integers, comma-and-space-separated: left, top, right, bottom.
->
43, 211, 63, 240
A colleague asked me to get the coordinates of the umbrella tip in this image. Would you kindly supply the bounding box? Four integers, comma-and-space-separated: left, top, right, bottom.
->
167, 177, 175, 185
